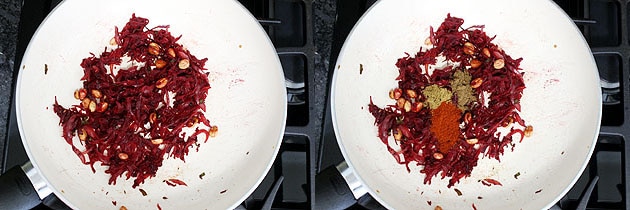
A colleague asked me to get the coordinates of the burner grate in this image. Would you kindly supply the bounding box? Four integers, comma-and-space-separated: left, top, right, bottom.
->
586, 0, 630, 209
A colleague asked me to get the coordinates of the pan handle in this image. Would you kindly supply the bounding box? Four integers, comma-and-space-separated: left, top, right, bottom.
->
0, 163, 42, 209
315, 162, 357, 209
315, 161, 385, 209
20, 161, 54, 199
0, 162, 61, 209
334, 161, 369, 199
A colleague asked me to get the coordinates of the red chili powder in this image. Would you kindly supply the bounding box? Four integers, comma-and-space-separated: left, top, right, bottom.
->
430, 101, 462, 153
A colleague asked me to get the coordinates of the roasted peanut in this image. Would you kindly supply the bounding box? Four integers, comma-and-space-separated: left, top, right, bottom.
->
155, 59, 167, 69
96, 102, 108, 113
74, 88, 87, 100
148, 42, 160, 55
463, 42, 475, 55
524, 125, 534, 137
167, 48, 176, 58
406, 89, 417, 98
482, 48, 491, 57
91, 89, 102, 98
403, 100, 412, 112
396, 98, 406, 109
78, 129, 87, 141
156, 78, 168, 89
151, 138, 163, 145
493, 59, 505, 69
470, 59, 482, 69
393, 128, 403, 141
118, 153, 129, 160
81, 98, 91, 109
411, 102, 423, 112
178, 59, 190, 69
470, 78, 483, 88
88, 101, 96, 112
209, 125, 219, 138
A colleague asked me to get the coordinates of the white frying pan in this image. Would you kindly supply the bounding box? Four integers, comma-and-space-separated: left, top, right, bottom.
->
331, 0, 601, 209
9, 0, 286, 209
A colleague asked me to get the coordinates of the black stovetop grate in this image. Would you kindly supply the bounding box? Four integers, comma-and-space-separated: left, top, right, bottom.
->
573, 0, 628, 209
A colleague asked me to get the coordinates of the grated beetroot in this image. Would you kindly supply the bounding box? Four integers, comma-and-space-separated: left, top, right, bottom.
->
165, 178, 188, 187
368, 14, 529, 187
53, 14, 216, 188
481, 178, 503, 186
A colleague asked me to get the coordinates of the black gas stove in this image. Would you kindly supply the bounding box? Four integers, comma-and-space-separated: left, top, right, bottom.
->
1, 0, 626, 209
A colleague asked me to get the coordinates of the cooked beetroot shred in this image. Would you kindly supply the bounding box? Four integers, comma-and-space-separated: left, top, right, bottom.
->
52, 14, 215, 188
139, 188, 148, 196
166, 178, 188, 186
368, 14, 528, 187
164, 180, 176, 187
481, 178, 503, 186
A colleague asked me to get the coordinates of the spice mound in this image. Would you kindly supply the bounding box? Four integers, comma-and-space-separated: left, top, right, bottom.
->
368, 14, 532, 187
53, 14, 217, 188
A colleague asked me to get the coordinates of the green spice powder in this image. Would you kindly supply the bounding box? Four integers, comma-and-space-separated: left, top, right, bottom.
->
422, 84, 452, 109
451, 69, 476, 110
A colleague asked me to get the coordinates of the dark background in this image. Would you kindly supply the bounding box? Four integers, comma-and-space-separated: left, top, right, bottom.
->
0, 0, 21, 169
